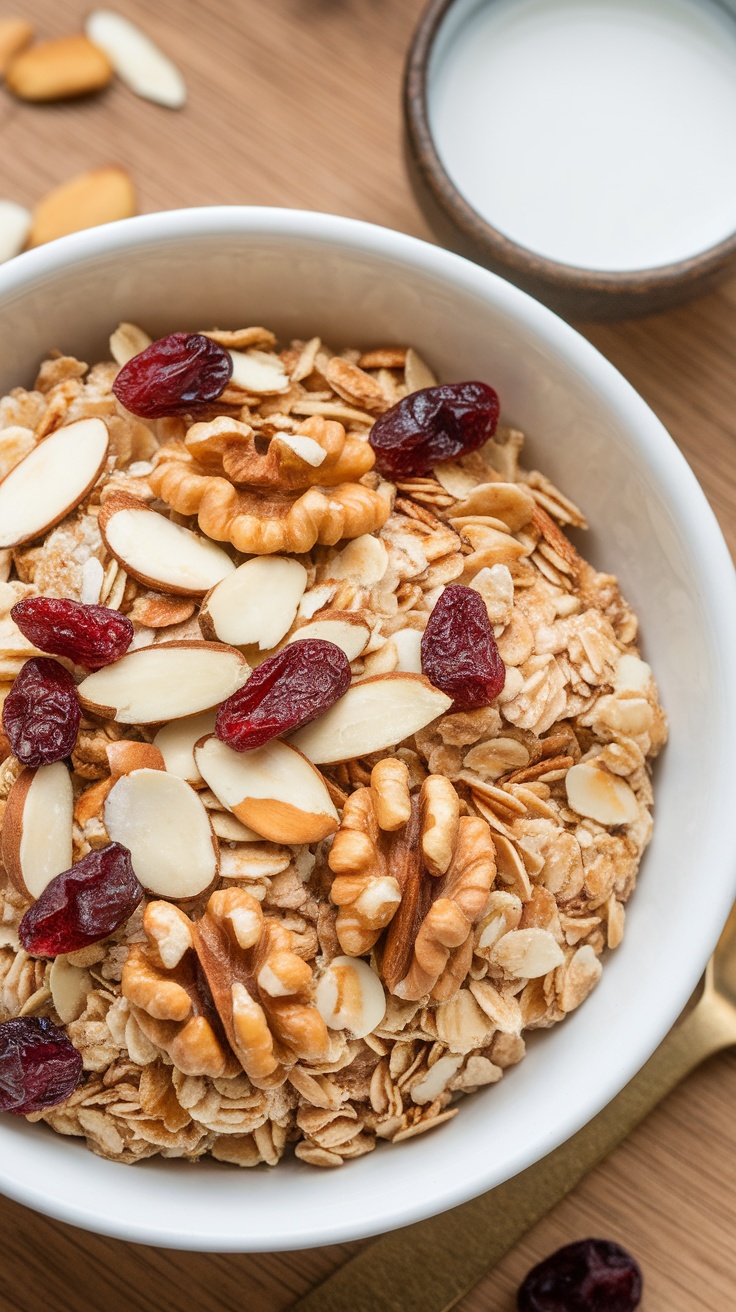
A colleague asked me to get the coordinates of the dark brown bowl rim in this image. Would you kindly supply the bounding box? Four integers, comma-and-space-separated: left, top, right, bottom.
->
405, 0, 736, 297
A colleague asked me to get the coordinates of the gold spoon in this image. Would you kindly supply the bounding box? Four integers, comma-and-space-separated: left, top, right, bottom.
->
293, 900, 736, 1312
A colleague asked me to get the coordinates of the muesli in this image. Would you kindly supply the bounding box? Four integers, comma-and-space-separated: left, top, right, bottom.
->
0, 325, 666, 1167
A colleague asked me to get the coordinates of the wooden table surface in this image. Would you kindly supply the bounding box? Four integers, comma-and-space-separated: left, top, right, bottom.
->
3, 1, 736, 1308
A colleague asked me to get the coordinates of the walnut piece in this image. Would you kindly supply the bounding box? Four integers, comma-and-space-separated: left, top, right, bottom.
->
149, 415, 389, 554
122, 892, 331, 1088
329, 760, 496, 1001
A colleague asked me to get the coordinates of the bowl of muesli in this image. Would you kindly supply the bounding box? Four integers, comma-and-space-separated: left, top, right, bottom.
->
0, 207, 735, 1252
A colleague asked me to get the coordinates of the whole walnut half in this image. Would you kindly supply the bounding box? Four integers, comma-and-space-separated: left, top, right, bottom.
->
122, 891, 331, 1087
329, 759, 496, 1001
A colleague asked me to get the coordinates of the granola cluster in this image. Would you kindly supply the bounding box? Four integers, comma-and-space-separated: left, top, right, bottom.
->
0, 326, 666, 1168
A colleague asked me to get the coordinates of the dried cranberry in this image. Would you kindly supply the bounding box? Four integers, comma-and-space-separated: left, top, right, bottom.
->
19, 843, 142, 957
518, 1239, 643, 1312
11, 597, 134, 671
216, 638, 351, 751
421, 584, 505, 710
0, 1017, 83, 1115
112, 332, 233, 418
369, 381, 499, 478
2, 657, 81, 767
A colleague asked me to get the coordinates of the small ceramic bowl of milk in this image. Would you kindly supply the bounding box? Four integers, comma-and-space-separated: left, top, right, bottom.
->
405, 0, 736, 318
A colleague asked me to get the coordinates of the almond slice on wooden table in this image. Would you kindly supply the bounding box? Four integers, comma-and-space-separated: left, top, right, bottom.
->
85, 11, 187, 108
195, 736, 338, 844
0, 19, 33, 77
77, 641, 249, 723
27, 167, 136, 248
1, 761, 73, 898
5, 34, 113, 100
104, 768, 218, 899
289, 673, 452, 764
287, 611, 371, 661
0, 200, 32, 263
0, 417, 109, 549
199, 556, 307, 648
99, 493, 234, 596
153, 710, 217, 786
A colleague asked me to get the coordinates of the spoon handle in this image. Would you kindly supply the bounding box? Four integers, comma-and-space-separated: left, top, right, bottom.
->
292, 995, 735, 1312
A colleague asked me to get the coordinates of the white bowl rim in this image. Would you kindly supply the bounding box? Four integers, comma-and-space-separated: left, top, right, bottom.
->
1, 205, 736, 1252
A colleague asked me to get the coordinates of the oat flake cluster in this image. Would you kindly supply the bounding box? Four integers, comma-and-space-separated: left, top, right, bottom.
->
0, 324, 666, 1169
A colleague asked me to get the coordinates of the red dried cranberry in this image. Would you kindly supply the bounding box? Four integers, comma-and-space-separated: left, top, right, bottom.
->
518, 1239, 642, 1312
19, 843, 142, 957
112, 332, 233, 418
421, 584, 505, 710
369, 381, 499, 478
216, 638, 351, 751
2, 657, 81, 767
0, 1017, 83, 1115
11, 597, 134, 671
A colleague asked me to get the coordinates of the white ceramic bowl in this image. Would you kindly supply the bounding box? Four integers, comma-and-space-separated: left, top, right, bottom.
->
1, 208, 735, 1252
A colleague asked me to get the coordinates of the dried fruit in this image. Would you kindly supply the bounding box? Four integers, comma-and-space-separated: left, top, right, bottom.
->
368, 381, 499, 478
216, 639, 351, 752
0, 1017, 83, 1115
11, 597, 134, 670
421, 583, 505, 710
18, 842, 142, 956
112, 332, 233, 418
517, 1239, 642, 1312
2, 657, 81, 767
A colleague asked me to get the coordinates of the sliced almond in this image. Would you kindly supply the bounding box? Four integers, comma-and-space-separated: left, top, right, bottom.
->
390, 627, 423, 673
565, 761, 639, 827
99, 493, 234, 596
49, 956, 94, 1023
0, 19, 34, 77
1, 762, 73, 899
104, 769, 218, 899
290, 673, 452, 764
0, 417, 109, 549
404, 348, 438, 393
28, 166, 136, 248
109, 322, 152, 367
228, 349, 289, 395
85, 11, 186, 108
77, 641, 249, 724
5, 34, 113, 100
316, 956, 386, 1039
0, 199, 32, 263
199, 556, 307, 648
210, 811, 263, 843
195, 736, 338, 844
106, 739, 166, 778
153, 710, 217, 786
288, 611, 371, 661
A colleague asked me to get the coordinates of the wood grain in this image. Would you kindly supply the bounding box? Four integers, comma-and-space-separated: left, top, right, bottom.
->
2, 1, 736, 1308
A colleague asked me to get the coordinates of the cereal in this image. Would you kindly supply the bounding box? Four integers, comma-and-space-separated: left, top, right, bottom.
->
0, 324, 666, 1167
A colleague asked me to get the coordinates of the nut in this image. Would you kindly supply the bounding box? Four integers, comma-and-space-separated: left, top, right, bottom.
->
195, 736, 338, 844
199, 556, 307, 648
123, 891, 331, 1087
98, 492, 234, 597
0, 19, 33, 77
330, 763, 496, 1001
28, 167, 136, 248
6, 34, 113, 101
85, 11, 186, 108
1, 761, 73, 898
0, 418, 109, 550
315, 956, 386, 1038
77, 641, 249, 724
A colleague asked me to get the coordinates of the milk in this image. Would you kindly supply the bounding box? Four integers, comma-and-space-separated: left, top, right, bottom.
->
429, 0, 736, 271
